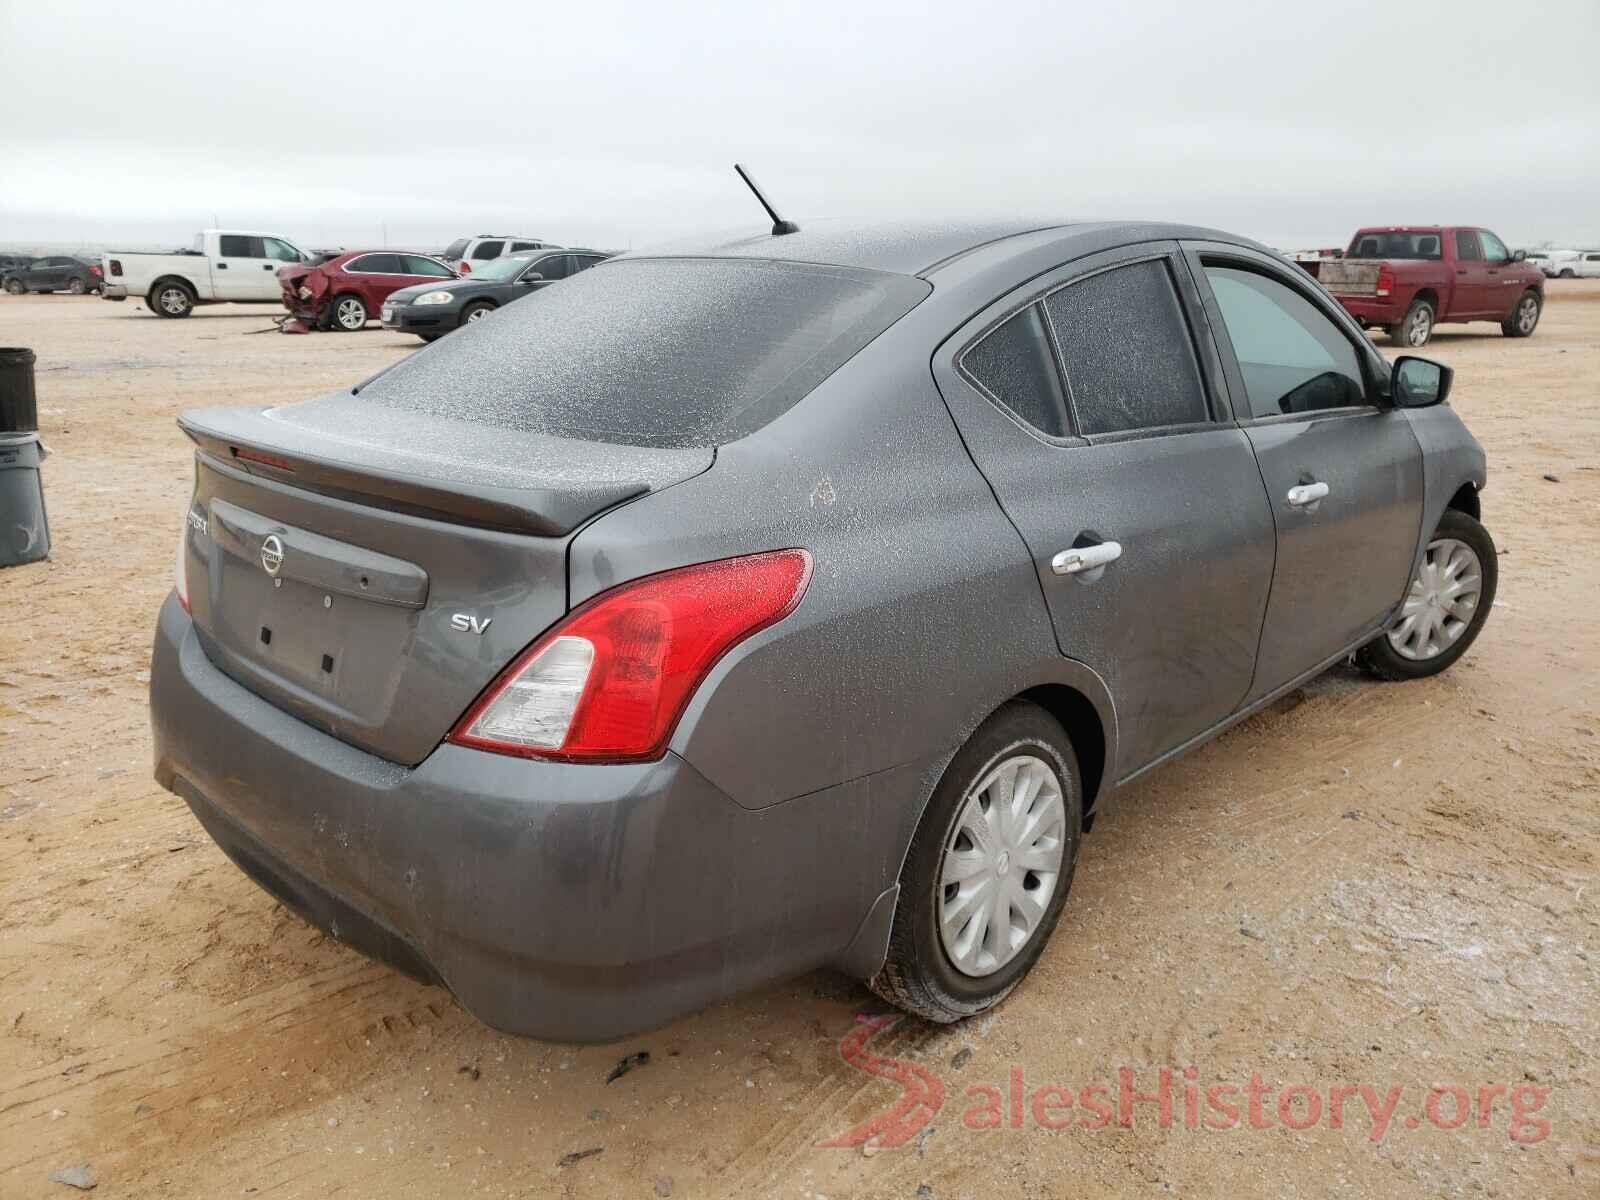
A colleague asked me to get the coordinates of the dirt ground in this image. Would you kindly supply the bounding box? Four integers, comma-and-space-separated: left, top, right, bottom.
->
1, 285, 1596, 1199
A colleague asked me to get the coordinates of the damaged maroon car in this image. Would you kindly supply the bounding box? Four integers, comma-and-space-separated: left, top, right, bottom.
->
279, 251, 456, 332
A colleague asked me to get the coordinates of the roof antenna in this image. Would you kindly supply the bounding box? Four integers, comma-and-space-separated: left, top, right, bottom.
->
734, 163, 800, 236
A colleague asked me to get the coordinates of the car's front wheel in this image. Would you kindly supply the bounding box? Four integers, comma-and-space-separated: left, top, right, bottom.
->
330, 295, 368, 331
3, 279, 24, 295
871, 701, 1082, 1023
1357, 508, 1497, 681
460, 300, 496, 327
1501, 290, 1541, 338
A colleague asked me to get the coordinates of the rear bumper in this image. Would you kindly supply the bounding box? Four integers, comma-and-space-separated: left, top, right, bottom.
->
1331, 294, 1401, 323
149, 594, 901, 1041
102, 284, 130, 300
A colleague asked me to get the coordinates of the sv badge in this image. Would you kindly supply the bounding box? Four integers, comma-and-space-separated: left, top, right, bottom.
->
450, 613, 493, 635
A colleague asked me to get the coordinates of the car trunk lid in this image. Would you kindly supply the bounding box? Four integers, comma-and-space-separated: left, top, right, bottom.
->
177, 394, 713, 765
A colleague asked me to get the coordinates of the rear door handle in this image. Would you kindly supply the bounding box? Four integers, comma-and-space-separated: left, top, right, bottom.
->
217, 262, 229, 269
1286, 482, 1330, 508
1052, 541, 1122, 575
263, 264, 274, 270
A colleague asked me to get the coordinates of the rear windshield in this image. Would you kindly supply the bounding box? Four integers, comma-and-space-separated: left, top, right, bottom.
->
443, 238, 471, 259
1347, 231, 1442, 260
356, 257, 930, 448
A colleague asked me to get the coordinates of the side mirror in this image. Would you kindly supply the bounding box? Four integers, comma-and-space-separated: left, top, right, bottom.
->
1392, 355, 1452, 408
1512, 249, 1526, 262
520, 273, 544, 283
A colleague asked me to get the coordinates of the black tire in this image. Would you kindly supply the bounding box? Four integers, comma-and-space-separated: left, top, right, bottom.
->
1356, 509, 1497, 682
328, 294, 367, 332
1559, 269, 1575, 279
1501, 289, 1541, 338
67, 278, 85, 295
459, 300, 496, 328
870, 701, 1083, 1023
151, 280, 195, 318
417, 334, 442, 343
1388, 297, 1434, 348
3, 279, 24, 295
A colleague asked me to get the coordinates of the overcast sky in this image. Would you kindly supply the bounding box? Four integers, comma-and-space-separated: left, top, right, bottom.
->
2, 0, 1597, 254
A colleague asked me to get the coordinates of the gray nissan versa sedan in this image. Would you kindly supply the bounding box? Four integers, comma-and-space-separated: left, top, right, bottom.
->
150, 219, 1496, 1040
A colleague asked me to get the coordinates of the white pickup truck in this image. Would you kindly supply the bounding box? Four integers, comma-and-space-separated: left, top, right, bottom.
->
101, 229, 313, 317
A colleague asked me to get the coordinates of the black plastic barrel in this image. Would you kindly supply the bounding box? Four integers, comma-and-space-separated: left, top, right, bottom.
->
0, 347, 38, 433
0, 348, 49, 566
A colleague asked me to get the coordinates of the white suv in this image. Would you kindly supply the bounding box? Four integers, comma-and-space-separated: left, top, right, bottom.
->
441, 235, 550, 276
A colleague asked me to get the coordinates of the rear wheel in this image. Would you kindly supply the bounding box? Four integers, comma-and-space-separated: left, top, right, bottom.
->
67, 278, 85, 295
1356, 509, 1497, 681
870, 701, 1083, 1023
152, 281, 195, 318
1501, 290, 1540, 338
1559, 268, 1575, 279
330, 295, 367, 331
1389, 297, 1434, 348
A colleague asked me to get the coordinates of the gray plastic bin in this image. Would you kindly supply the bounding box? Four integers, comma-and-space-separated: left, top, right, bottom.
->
0, 431, 50, 567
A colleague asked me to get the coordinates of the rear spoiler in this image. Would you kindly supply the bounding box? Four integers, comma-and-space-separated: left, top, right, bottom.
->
178, 413, 646, 537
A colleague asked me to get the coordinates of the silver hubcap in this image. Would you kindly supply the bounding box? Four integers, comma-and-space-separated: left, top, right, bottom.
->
1387, 537, 1482, 660
466, 306, 488, 321
938, 753, 1066, 977
337, 299, 365, 329
69, 280, 83, 294
1407, 307, 1432, 346
160, 288, 187, 313
1518, 297, 1538, 333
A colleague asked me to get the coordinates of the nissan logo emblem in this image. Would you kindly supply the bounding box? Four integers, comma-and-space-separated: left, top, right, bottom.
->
260, 534, 284, 576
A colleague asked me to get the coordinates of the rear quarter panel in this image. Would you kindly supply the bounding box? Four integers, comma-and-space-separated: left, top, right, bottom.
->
566, 309, 1103, 815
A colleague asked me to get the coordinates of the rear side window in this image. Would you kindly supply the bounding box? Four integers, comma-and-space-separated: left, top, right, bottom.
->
1203, 265, 1367, 418
219, 235, 260, 257
1044, 260, 1208, 435
401, 254, 453, 277
356, 258, 930, 448
960, 304, 1069, 437
1455, 231, 1483, 261
473, 240, 504, 260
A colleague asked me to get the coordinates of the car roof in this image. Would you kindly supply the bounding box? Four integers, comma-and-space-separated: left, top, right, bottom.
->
616, 218, 1265, 278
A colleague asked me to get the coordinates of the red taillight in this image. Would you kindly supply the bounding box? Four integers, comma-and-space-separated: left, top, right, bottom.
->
449, 550, 813, 762
458, 261, 471, 275
90, 265, 102, 276
1376, 264, 1395, 297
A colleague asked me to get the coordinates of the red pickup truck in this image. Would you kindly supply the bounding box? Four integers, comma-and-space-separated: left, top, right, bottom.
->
1319, 226, 1544, 348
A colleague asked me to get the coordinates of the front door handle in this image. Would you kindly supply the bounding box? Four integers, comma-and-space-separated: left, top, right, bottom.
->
1286, 481, 1330, 508
217, 262, 229, 269
1052, 541, 1122, 575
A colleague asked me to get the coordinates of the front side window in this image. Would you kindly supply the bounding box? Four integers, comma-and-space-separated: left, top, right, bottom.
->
509, 241, 543, 252
961, 303, 1070, 437
573, 255, 606, 272
527, 254, 570, 281
346, 253, 403, 274
1203, 265, 1367, 418
1455, 231, 1483, 261
1045, 259, 1208, 435
1477, 230, 1510, 263
473, 240, 504, 261
263, 237, 301, 262
401, 254, 453, 278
